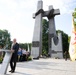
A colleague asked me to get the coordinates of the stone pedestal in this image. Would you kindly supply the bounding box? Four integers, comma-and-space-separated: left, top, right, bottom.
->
51, 33, 63, 58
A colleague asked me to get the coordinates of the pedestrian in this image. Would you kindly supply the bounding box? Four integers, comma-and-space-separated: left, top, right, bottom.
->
22, 48, 27, 61
9, 38, 19, 73
17, 48, 22, 62
64, 51, 68, 61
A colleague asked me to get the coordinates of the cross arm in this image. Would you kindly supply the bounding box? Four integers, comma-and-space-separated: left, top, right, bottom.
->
43, 9, 60, 19
33, 9, 44, 18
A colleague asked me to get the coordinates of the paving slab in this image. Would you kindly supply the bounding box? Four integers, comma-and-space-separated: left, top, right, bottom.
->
0, 58, 76, 75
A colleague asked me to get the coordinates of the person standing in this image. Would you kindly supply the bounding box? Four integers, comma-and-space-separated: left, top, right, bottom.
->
64, 51, 68, 61
9, 38, 19, 73
17, 48, 22, 61
22, 48, 27, 61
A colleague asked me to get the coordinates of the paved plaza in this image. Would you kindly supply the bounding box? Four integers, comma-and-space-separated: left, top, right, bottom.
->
0, 58, 76, 75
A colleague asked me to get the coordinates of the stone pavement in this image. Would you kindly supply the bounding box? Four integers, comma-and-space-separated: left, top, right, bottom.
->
0, 58, 76, 75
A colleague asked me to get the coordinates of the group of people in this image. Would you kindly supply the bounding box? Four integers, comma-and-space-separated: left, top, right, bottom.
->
17, 48, 30, 62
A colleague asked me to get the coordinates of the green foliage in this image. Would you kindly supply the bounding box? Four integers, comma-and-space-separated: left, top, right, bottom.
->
19, 43, 32, 51
56, 30, 69, 57
72, 8, 76, 18
27, 56, 32, 61
0, 57, 3, 63
0, 29, 11, 49
42, 19, 49, 55
72, 8, 76, 26
19, 43, 28, 50
28, 43, 32, 51
68, 36, 71, 43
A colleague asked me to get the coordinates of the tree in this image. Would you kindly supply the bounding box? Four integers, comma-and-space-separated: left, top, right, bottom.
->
19, 43, 27, 50
28, 43, 32, 51
68, 36, 71, 43
0, 29, 11, 49
19, 43, 32, 51
72, 8, 76, 26
42, 19, 49, 55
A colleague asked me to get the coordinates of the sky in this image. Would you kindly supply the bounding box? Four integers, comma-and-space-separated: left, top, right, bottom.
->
0, 0, 76, 43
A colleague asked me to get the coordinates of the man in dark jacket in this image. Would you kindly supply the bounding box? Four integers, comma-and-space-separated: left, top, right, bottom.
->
9, 38, 19, 73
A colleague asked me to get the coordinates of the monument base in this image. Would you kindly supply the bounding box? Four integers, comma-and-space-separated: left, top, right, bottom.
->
51, 33, 63, 59
51, 51, 63, 59
31, 47, 40, 59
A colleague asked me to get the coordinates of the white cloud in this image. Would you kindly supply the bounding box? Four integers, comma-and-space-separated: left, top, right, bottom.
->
42, 0, 76, 14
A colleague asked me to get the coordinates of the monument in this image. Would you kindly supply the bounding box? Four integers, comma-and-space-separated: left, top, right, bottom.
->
31, 0, 63, 59
31, 0, 43, 59
46, 6, 63, 58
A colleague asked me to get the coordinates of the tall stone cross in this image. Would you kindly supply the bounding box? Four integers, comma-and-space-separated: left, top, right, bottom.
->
43, 6, 60, 56
31, 0, 44, 59
31, 0, 60, 58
